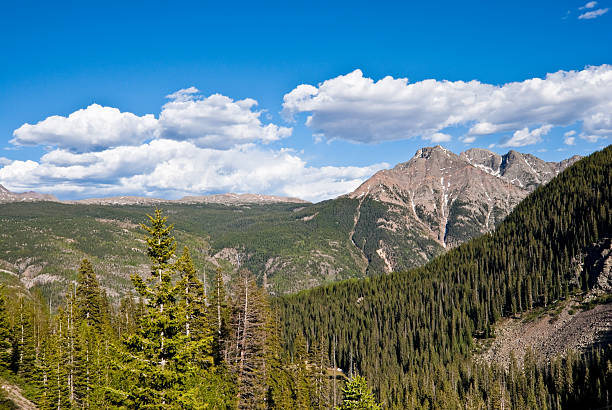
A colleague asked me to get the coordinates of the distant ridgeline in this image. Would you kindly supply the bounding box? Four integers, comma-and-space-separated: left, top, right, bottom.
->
276, 145, 612, 408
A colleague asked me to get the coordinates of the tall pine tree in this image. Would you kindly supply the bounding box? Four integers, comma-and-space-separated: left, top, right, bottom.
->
122, 209, 186, 407
0, 288, 12, 370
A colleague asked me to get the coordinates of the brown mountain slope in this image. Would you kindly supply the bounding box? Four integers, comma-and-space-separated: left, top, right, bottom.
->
345, 146, 580, 271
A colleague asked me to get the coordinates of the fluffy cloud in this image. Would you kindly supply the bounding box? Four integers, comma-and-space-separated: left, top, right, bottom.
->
4, 88, 383, 201
12, 104, 158, 152
11, 88, 292, 153
159, 88, 292, 148
564, 130, 576, 145
283, 66, 612, 147
500, 125, 552, 147
579, 8, 609, 19
0, 140, 386, 202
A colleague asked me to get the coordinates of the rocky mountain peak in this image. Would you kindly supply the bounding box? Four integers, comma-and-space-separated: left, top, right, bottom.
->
346, 146, 581, 272
462, 148, 582, 191
412, 145, 455, 160
460, 148, 503, 174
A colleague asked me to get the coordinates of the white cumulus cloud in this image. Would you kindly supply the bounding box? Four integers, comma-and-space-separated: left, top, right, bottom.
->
159, 88, 292, 149
12, 104, 158, 152
563, 130, 576, 145
282, 66, 612, 147
0, 140, 386, 202
500, 125, 553, 147
4, 88, 383, 201
11, 88, 292, 153
0, 157, 13, 167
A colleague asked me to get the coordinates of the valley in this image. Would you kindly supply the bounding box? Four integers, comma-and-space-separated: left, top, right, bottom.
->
0, 146, 580, 302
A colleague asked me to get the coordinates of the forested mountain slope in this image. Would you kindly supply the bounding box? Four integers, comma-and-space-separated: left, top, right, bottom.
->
276, 145, 611, 408
0, 148, 577, 301
0, 201, 369, 302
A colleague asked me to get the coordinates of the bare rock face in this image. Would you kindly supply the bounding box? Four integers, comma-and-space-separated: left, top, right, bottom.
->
347, 146, 580, 271
0, 184, 57, 203
583, 238, 612, 295
461, 148, 581, 191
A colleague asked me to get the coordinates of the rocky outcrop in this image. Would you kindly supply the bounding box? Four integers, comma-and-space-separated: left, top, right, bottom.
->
477, 301, 612, 367
461, 148, 581, 191
587, 238, 612, 294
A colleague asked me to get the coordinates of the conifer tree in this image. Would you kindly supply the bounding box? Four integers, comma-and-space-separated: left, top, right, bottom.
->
14, 297, 37, 383
337, 374, 381, 410
292, 332, 313, 409
49, 308, 70, 409
75, 259, 104, 329
311, 333, 331, 409
229, 269, 270, 409
210, 267, 231, 364
176, 246, 213, 370
266, 308, 294, 409
0, 289, 12, 369
122, 208, 186, 407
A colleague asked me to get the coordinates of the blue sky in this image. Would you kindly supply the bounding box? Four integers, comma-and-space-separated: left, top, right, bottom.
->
0, 0, 610, 201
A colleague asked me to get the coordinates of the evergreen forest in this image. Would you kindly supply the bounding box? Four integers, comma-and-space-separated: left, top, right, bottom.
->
0, 145, 610, 409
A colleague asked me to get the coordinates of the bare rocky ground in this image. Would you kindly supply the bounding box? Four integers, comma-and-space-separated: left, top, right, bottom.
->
478, 238, 612, 367
477, 299, 612, 367
1, 379, 37, 409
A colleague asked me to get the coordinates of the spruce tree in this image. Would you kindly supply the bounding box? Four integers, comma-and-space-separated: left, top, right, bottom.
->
122, 208, 186, 407
14, 297, 37, 383
176, 247, 213, 369
337, 374, 381, 410
75, 259, 104, 329
210, 267, 231, 364
0, 289, 12, 369
266, 308, 295, 409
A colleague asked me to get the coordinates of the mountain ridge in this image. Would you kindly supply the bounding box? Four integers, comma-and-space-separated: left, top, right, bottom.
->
0, 184, 58, 203
70, 192, 309, 206
346, 146, 581, 259
0, 185, 308, 206
0, 146, 583, 298
276, 144, 612, 407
